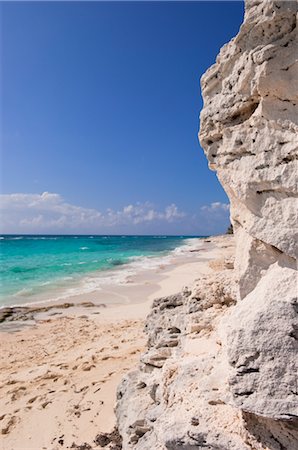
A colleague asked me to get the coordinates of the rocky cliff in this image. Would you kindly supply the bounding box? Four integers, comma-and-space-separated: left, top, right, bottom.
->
199, 0, 298, 425
116, 1, 298, 448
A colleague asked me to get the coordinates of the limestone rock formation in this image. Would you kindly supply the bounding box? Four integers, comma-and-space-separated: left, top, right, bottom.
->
116, 1, 298, 448
116, 239, 244, 449
199, 0, 298, 261
199, 0, 298, 426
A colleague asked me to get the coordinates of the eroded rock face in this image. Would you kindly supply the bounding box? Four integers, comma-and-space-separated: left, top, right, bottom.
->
116, 1, 298, 448
224, 262, 297, 419
200, 0, 298, 257
116, 242, 247, 449
199, 0, 298, 425
199, 0, 298, 260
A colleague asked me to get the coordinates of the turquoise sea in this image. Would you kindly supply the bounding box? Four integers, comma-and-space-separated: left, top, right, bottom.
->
0, 235, 203, 308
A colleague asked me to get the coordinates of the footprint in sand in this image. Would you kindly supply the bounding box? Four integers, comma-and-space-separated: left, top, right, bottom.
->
67, 404, 82, 418
27, 395, 39, 404
81, 361, 96, 371
9, 386, 26, 401
40, 400, 52, 409
57, 363, 69, 370
73, 385, 89, 394
8, 385, 26, 394
1, 416, 17, 435
93, 386, 101, 393
40, 371, 61, 382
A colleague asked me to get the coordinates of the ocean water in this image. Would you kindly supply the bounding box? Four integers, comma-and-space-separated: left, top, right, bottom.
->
0, 235, 203, 308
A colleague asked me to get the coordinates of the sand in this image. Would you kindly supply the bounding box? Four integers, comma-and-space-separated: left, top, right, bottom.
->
0, 237, 232, 450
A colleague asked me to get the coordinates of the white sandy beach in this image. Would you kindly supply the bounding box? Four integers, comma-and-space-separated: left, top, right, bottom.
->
0, 236, 234, 450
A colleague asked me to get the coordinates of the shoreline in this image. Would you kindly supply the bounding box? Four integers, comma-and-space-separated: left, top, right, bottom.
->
0, 235, 234, 449
0, 236, 207, 312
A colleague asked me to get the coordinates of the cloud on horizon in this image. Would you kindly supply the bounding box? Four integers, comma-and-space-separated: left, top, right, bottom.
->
200, 202, 230, 213
0, 192, 230, 235
0, 192, 186, 234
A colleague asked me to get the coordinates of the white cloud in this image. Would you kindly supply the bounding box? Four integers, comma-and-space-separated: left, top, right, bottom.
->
196, 201, 230, 235
117, 202, 185, 225
200, 202, 230, 213
0, 192, 185, 234
0, 193, 232, 235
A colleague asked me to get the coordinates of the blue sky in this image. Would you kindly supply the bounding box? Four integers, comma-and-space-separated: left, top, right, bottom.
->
1, 1, 244, 235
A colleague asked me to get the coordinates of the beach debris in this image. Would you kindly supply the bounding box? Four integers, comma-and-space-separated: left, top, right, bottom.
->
70, 443, 92, 450
94, 427, 122, 449
0, 301, 107, 325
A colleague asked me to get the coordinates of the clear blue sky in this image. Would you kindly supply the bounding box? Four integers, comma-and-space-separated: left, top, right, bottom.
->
1, 1, 244, 235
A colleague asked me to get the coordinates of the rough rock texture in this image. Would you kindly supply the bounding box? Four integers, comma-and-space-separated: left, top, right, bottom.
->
199, 0, 298, 426
200, 0, 298, 261
116, 240, 248, 449
116, 1, 298, 448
